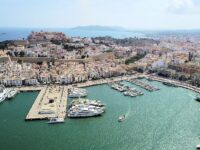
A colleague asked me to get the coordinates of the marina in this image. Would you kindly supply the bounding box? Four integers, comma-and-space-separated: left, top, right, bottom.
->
110, 82, 144, 97
1, 81, 200, 150
128, 79, 160, 92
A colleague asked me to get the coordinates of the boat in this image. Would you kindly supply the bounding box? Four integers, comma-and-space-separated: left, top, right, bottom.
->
48, 117, 64, 124
68, 88, 87, 98
162, 82, 178, 87
195, 96, 200, 102
7, 89, 18, 99
196, 144, 200, 149
68, 105, 105, 118
68, 99, 106, 118
147, 78, 153, 81
118, 115, 126, 122
0, 86, 11, 103
70, 99, 106, 107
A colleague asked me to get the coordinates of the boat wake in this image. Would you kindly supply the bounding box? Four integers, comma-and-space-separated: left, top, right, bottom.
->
125, 101, 132, 119
188, 93, 196, 99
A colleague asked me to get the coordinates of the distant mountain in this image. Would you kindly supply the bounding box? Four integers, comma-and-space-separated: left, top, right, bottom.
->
71, 25, 127, 31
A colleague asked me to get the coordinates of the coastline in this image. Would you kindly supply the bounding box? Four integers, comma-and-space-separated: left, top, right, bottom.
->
146, 75, 200, 94
9, 73, 200, 121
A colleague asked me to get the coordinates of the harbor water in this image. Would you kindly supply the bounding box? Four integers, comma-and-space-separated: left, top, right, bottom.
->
0, 80, 200, 150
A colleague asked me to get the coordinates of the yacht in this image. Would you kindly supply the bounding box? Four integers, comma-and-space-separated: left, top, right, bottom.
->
0, 87, 11, 103
70, 99, 106, 107
7, 89, 18, 99
118, 115, 126, 122
68, 98, 106, 118
68, 88, 87, 98
48, 117, 64, 124
68, 105, 105, 118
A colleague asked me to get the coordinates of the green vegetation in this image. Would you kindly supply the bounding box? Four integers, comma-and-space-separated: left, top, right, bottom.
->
17, 59, 22, 64
125, 53, 146, 65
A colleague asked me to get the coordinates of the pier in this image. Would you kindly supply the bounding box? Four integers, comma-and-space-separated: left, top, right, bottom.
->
26, 85, 68, 120
147, 75, 200, 94
128, 79, 159, 91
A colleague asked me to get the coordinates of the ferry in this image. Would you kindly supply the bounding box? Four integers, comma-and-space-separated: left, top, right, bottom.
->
118, 115, 126, 122
48, 117, 64, 124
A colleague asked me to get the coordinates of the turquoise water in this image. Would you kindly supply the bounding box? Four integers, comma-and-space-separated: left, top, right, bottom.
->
0, 80, 200, 150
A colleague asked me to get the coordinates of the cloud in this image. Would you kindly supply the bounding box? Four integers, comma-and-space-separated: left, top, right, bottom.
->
167, 0, 195, 14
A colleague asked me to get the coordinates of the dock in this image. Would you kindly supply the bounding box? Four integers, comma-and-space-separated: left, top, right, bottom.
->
148, 75, 200, 94
26, 85, 68, 120
77, 75, 140, 88
128, 79, 159, 91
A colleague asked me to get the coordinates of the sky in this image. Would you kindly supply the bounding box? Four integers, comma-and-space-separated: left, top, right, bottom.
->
0, 0, 200, 30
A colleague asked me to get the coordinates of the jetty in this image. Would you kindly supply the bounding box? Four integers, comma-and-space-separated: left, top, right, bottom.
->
26, 85, 68, 120
147, 75, 200, 94
128, 79, 159, 92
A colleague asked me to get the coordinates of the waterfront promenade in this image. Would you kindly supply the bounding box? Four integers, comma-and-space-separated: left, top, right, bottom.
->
26, 85, 68, 120
77, 74, 141, 88
147, 75, 200, 94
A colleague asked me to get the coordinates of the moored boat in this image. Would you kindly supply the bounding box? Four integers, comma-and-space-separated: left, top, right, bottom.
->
162, 82, 178, 87
195, 96, 200, 102
48, 117, 65, 124
7, 89, 18, 99
68, 88, 87, 98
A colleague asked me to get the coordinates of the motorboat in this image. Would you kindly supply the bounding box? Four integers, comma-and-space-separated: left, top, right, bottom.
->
196, 96, 200, 102
196, 144, 200, 150
118, 115, 126, 122
68, 88, 87, 98
48, 117, 64, 124
7, 89, 18, 99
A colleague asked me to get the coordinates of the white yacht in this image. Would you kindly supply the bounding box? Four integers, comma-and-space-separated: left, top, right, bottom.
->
70, 99, 106, 107
68, 105, 104, 118
68, 88, 87, 98
48, 117, 65, 124
0, 86, 11, 103
7, 89, 18, 99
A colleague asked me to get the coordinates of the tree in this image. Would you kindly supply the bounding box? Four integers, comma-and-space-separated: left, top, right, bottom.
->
14, 51, 18, 57
17, 59, 22, 64
6, 51, 13, 57
19, 51, 25, 57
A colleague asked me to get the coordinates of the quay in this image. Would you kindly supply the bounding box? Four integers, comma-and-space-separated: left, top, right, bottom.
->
77, 74, 141, 88
17, 86, 44, 92
147, 75, 200, 94
26, 85, 68, 120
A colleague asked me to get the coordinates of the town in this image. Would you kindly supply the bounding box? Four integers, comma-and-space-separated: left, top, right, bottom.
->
0, 31, 200, 87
